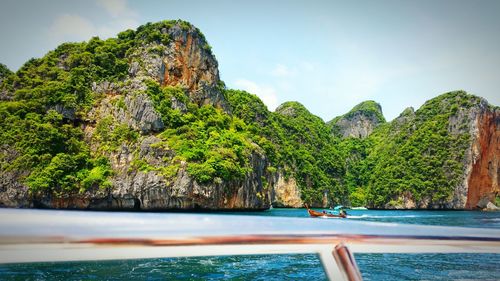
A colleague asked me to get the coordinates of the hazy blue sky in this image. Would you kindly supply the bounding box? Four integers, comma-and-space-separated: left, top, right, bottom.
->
1, 0, 499, 121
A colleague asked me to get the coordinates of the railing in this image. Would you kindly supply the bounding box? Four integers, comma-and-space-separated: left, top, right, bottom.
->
0, 209, 499, 280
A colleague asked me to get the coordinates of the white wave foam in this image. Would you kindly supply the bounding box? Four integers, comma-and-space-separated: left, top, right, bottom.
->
348, 214, 445, 219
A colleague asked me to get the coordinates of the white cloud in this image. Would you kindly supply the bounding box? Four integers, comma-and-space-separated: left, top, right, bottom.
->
48, 14, 97, 42
48, 0, 139, 44
96, 0, 137, 18
234, 79, 280, 111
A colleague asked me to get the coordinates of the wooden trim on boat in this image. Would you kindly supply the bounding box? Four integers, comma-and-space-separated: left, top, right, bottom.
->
1, 209, 499, 281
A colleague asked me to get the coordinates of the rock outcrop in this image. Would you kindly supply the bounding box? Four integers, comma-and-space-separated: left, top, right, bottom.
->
29, 146, 273, 211
160, 25, 226, 110
127, 23, 228, 111
329, 100, 386, 138
437, 96, 499, 209
465, 104, 499, 209
271, 174, 303, 207
89, 94, 164, 134
484, 202, 499, 211
0, 145, 31, 208
0, 21, 269, 211
394, 107, 415, 127
378, 94, 499, 210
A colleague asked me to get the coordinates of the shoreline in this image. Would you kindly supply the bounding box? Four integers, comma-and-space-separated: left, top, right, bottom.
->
0, 206, 494, 213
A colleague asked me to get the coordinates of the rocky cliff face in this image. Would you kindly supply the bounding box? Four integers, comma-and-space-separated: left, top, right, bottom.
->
127, 24, 228, 111
79, 22, 272, 210
377, 94, 499, 210
437, 97, 499, 209
270, 173, 303, 208
329, 100, 385, 138
159, 25, 227, 110
465, 105, 499, 209
28, 140, 273, 210
0, 20, 295, 211
1, 21, 497, 211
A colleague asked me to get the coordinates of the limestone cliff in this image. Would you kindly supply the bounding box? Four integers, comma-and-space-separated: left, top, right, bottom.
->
1, 20, 497, 211
368, 92, 499, 210
270, 173, 303, 208
126, 23, 228, 111
273, 101, 345, 208
28, 140, 273, 210
0, 20, 275, 210
465, 104, 499, 209
328, 100, 386, 139
430, 95, 499, 209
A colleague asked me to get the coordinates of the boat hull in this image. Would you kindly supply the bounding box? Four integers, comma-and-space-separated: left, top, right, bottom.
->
307, 208, 346, 218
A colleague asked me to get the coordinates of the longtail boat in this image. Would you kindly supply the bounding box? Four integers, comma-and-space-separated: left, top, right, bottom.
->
305, 204, 347, 218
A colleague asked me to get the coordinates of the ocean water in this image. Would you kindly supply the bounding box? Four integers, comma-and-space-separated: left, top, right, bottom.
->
1, 208, 499, 280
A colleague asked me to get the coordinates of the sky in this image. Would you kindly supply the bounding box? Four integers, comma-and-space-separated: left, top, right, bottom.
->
1, 0, 499, 121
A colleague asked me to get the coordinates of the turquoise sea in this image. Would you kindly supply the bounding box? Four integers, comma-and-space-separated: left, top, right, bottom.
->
0, 208, 499, 280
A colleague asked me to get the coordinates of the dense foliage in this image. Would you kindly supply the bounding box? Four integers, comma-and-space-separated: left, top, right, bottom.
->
143, 82, 261, 184
0, 20, 195, 194
0, 63, 12, 79
349, 92, 475, 207
344, 100, 386, 122
0, 19, 490, 209
271, 102, 346, 204
225, 91, 346, 205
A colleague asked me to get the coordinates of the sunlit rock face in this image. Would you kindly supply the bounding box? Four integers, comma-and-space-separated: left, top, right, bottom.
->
126, 22, 228, 111
465, 106, 499, 209
159, 24, 227, 110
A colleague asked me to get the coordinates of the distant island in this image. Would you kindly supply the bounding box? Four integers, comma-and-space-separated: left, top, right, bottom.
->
0, 20, 498, 211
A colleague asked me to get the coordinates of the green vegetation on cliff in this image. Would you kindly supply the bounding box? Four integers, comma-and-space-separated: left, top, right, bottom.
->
148, 84, 259, 184
0, 19, 492, 209
223, 89, 348, 205
272, 102, 345, 204
0, 20, 196, 194
334, 100, 385, 123
328, 100, 385, 126
328, 100, 386, 138
0, 63, 12, 79
349, 91, 476, 208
